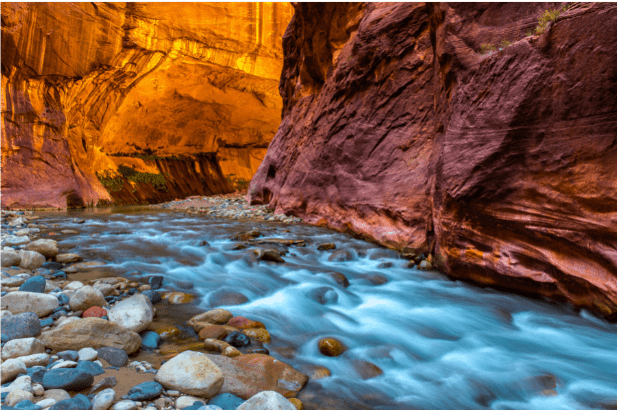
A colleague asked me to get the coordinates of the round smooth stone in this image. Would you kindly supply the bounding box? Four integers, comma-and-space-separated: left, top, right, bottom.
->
96, 347, 128, 368
140, 332, 162, 350
18, 276, 47, 293
125, 381, 164, 401
42, 369, 94, 391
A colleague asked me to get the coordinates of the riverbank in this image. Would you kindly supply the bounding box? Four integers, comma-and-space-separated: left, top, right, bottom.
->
1, 209, 308, 410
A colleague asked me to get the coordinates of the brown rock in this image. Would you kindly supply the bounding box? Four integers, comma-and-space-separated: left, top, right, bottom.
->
25, 239, 58, 258
207, 353, 308, 399
241, 328, 271, 343
198, 325, 229, 341
227, 316, 265, 329
351, 360, 383, 380
288, 398, 303, 410
248, 3, 617, 320
147, 322, 181, 339
203, 339, 231, 353
164, 292, 194, 304
317, 338, 346, 357
38, 317, 141, 354
188, 309, 233, 326
317, 243, 336, 251
56, 254, 83, 264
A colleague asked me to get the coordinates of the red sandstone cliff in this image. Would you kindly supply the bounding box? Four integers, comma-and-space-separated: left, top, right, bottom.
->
249, 3, 617, 318
1, 2, 293, 207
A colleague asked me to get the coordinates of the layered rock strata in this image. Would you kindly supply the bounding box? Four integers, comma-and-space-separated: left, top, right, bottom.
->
249, 3, 617, 318
1, 2, 293, 207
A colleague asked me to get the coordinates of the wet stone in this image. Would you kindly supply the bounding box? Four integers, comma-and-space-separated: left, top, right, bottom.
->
327, 249, 354, 262
42, 262, 63, 271
57, 351, 79, 362
140, 331, 162, 350
75, 361, 105, 376
207, 393, 245, 410
223, 332, 250, 348
1, 312, 41, 341
326, 272, 349, 288
148, 276, 164, 290
317, 338, 346, 357
317, 243, 336, 251
308, 287, 338, 305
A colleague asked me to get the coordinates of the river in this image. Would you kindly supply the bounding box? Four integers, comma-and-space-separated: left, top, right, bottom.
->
37, 208, 617, 410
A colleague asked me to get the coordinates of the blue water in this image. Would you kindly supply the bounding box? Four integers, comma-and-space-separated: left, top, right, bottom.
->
43, 209, 617, 410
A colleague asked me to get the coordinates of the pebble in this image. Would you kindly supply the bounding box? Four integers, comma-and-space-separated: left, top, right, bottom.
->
148, 276, 164, 290
63, 282, 85, 292
50, 394, 91, 410
317, 243, 336, 251
223, 332, 250, 348
77, 348, 98, 362
32, 384, 44, 396
188, 310, 233, 326
68, 287, 106, 312
51, 361, 78, 369
317, 338, 346, 357
418, 260, 433, 270
1, 292, 59, 317
75, 360, 105, 376
4, 375, 34, 394
37, 399, 57, 409
107, 294, 154, 333
326, 272, 349, 288
154, 351, 224, 397
92, 284, 115, 297
1, 249, 22, 267
1, 358, 27, 382
207, 393, 245, 410
111, 400, 137, 410
88, 377, 117, 395
55, 254, 82, 264
174, 396, 203, 409
19, 251, 46, 270
27, 367, 47, 383
140, 332, 162, 350
139, 290, 161, 304
42, 389, 71, 403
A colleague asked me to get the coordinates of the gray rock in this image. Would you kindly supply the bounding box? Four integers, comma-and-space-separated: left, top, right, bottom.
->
42, 368, 94, 391
18, 276, 47, 293
1, 249, 22, 267
107, 294, 154, 333
55, 254, 83, 264
25, 240, 58, 259
235, 391, 296, 410
37, 399, 58, 409
154, 351, 223, 398
2, 338, 46, 360
19, 251, 46, 270
5, 388, 34, 407
2, 235, 31, 247
91, 388, 115, 410
1, 358, 27, 383
19, 354, 50, 368
111, 400, 136, 410
77, 348, 98, 362
1, 292, 59, 317
96, 347, 128, 367
92, 284, 114, 297
68, 286, 106, 312
4, 375, 33, 394
88, 377, 116, 395
1, 312, 41, 341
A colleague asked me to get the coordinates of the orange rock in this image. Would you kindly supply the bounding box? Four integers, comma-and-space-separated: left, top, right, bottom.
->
317, 338, 346, 357
147, 322, 181, 339
288, 398, 303, 410
164, 292, 194, 304
82, 306, 107, 318
241, 328, 271, 343
227, 316, 264, 329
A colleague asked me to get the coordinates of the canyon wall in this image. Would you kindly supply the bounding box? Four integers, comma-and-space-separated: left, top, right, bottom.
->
249, 3, 617, 319
1, 2, 293, 207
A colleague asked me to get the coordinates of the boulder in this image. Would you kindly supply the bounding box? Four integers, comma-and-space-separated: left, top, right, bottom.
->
19, 251, 46, 270
25, 240, 58, 259
1, 292, 59, 317
38, 318, 141, 354
206, 354, 308, 399
68, 286, 106, 312
235, 391, 296, 410
107, 294, 154, 333
2, 338, 46, 360
154, 351, 224, 398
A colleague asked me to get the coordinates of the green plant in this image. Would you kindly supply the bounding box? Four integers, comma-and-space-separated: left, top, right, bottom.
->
96, 170, 125, 192
535, 5, 568, 35
500, 39, 513, 48
117, 165, 167, 191
525, 29, 535, 37
479, 43, 498, 55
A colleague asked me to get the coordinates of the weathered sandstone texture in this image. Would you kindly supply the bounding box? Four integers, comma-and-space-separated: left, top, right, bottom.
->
1, 2, 293, 207
249, 3, 617, 318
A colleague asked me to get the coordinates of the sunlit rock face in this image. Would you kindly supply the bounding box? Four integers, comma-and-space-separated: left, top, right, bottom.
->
249, 3, 617, 318
1, 2, 293, 207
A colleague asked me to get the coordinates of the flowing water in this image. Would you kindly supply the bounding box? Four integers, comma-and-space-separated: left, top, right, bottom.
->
40, 209, 617, 410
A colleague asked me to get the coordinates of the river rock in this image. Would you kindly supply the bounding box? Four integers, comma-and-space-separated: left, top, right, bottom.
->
42, 390, 71, 402
77, 348, 98, 362
107, 294, 154, 333
254, 249, 284, 263
57, 351, 79, 361
226, 317, 264, 329
19, 354, 50, 367
92, 284, 114, 297
88, 377, 116, 395
42, 368, 94, 391
2, 338, 45, 360
63, 282, 85, 291
317, 243, 336, 251
154, 351, 224, 398
38, 318, 141, 354
147, 276, 163, 290
5, 375, 34, 394
1, 358, 27, 383
18, 276, 47, 293
2, 235, 30, 247
55, 254, 83, 264
188, 309, 233, 326
25, 240, 58, 259
37, 399, 57, 408
75, 360, 105, 376
63, 262, 106, 274
317, 338, 346, 357
5, 389, 35, 407
174, 396, 203, 409
68, 286, 106, 312
1, 292, 59, 317
140, 290, 162, 304
208, 290, 248, 307
19, 251, 46, 270
206, 354, 308, 400
96, 347, 128, 367
140, 331, 162, 349
198, 325, 228, 341
2, 249, 22, 267
207, 393, 245, 410
50, 394, 92, 410
125, 381, 164, 401
327, 249, 353, 262
165, 292, 194, 304
92, 389, 115, 410
241, 328, 271, 343
82, 307, 107, 318
223, 332, 250, 348
111, 401, 136, 410
235, 391, 296, 410
308, 287, 338, 304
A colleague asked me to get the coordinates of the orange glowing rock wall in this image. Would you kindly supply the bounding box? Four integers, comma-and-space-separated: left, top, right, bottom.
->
1, 2, 293, 207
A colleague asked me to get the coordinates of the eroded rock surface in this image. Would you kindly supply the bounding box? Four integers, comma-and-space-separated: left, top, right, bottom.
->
249, 3, 617, 318
1, 2, 293, 208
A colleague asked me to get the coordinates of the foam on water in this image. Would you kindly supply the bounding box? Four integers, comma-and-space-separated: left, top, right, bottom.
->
45, 210, 617, 410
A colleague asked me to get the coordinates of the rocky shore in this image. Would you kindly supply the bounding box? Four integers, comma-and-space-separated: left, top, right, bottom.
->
0, 207, 313, 410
